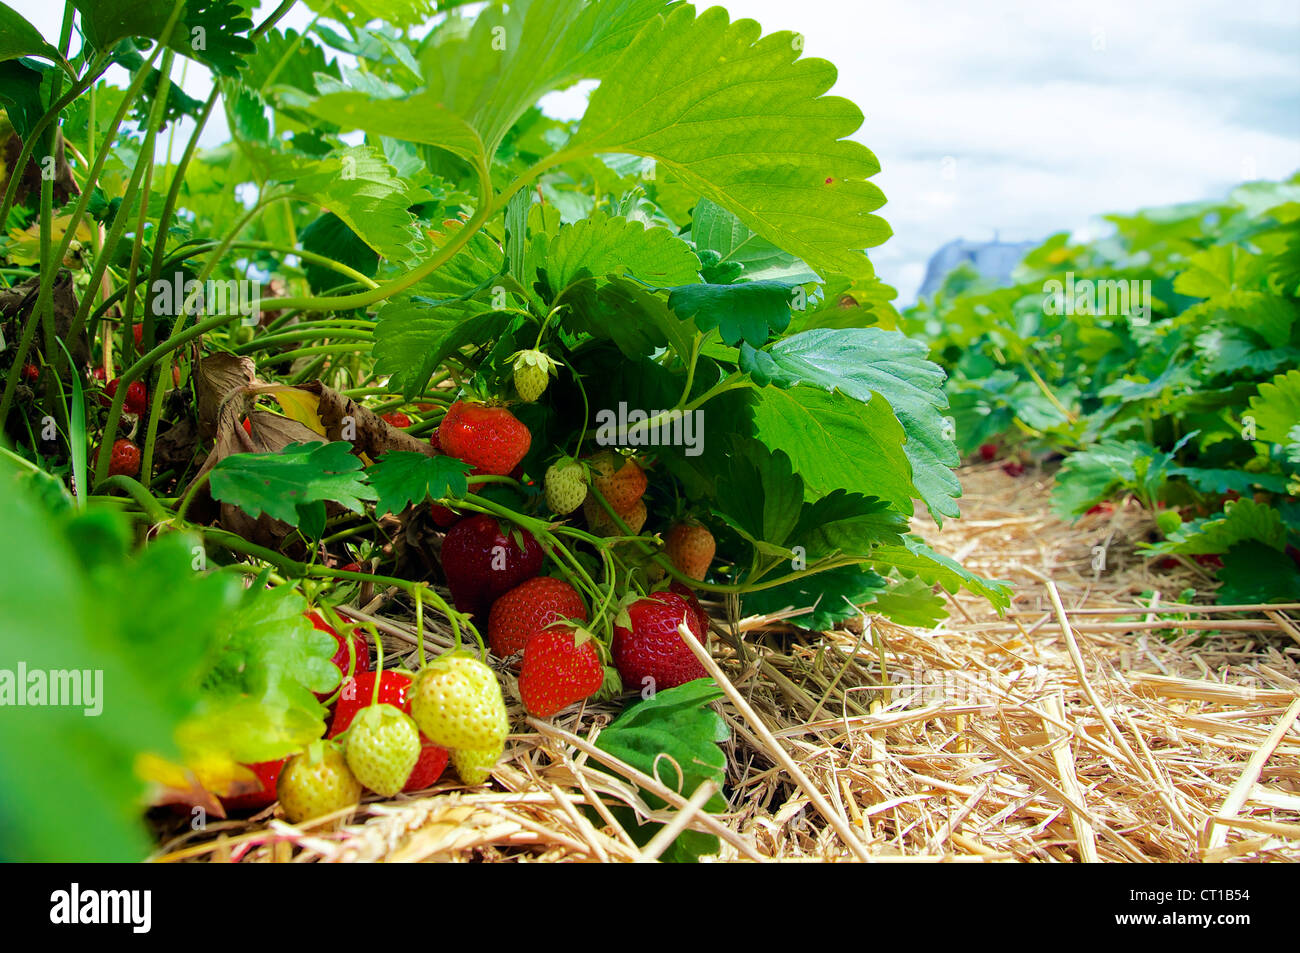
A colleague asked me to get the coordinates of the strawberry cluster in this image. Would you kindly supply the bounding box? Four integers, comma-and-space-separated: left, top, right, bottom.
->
231, 395, 722, 824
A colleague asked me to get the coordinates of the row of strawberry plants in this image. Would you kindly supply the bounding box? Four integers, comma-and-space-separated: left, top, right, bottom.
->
904, 177, 1300, 602
0, 0, 1008, 861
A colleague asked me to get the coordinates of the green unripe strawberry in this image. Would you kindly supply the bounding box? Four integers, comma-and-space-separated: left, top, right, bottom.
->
277, 741, 362, 824
409, 653, 509, 751
510, 349, 562, 403
451, 741, 504, 785
345, 703, 422, 797
545, 458, 588, 514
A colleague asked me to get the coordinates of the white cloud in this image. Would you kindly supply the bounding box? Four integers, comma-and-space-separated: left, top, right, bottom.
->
8, 0, 1298, 303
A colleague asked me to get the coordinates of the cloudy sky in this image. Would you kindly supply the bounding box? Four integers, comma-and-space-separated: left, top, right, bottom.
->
13, 0, 1300, 302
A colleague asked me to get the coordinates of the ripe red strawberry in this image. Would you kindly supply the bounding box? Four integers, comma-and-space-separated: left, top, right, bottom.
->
669, 580, 710, 641
20, 363, 39, 383
612, 591, 709, 692
978, 443, 998, 462
102, 438, 141, 478
590, 451, 646, 511
518, 626, 604, 717
241, 416, 252, 435
437, 400, 531, 476
328, 670, 411, 737
487, 576, 589, 658
430, 501, 463, 528
664, 521, 715, 581
381, 411, 412, 429
441, 514, 544, 617
91, 366, 108, 382
106, 378, 147, 415
1002, 460, 1025, 477
306, 611, 371, 691
222, 758, 288, 812
328, 670, 450, 791
403, 742, 450, 791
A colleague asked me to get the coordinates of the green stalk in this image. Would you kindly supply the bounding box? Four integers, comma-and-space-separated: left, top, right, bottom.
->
249, 159, 493, 315
234, 328, 373, 354
68, 46, 178, 347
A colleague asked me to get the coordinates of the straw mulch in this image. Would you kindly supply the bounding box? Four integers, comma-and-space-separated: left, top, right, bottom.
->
155, 464, 1300, 863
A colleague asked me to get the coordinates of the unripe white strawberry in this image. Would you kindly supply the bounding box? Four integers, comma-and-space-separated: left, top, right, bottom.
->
545, 459, 588, 514
278, 741, 361, 824
511, 349, 562, 402
409, 653, 509, 751
345, 703, 421, 797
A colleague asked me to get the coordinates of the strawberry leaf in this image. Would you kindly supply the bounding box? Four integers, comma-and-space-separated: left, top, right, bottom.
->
714, 439, 803, 549
742, 327, 961, 521
0, 2, 58, 62
792, 490, 909, 557
1248, 368, 1300, 445
594, 679, 728, 862
209, 441, 377, 526
306, 0, 663, 164
570, 4, 889, 280
0, 475, 242, 861
367, 451, 474, 516
689, 198, 820, 284
277, 145, 427, 262
72, 0, 256, 75
871, 537, 1012, 609
1215, 541, 1300, 604
864, 576, 949, 627
186, 585, 337, 763
741, 564, 889, 631
562, 277, 698, 361
540, 211, 701, 294
668, 281, 795, 348
1143, 499, 1287, 555
751, 384, 916, 513
373, 230, 508, 394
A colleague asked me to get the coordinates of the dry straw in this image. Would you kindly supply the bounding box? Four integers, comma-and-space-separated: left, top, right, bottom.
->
154, 465, 1299, 863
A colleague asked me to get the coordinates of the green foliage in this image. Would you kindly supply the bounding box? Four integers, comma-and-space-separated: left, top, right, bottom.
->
0, 465, 238, 860
0, 2, 57, 63
906, 176, 1300, 602
209, 442, 377, 535
367, 451, 473, 516
593, 679, 729, 862
72, 0, 256, 75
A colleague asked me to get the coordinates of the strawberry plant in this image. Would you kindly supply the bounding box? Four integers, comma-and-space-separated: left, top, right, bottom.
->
906, 178, 1300, 602
0, 0, 1008, 861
